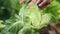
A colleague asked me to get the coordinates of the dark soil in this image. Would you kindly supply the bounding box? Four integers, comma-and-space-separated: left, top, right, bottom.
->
39, 22, 60, 34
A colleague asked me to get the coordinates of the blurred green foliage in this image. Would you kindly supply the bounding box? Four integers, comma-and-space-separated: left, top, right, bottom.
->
0, 0, 60, 34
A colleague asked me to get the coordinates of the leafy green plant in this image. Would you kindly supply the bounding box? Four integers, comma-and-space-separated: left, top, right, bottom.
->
0, 0, 60, 34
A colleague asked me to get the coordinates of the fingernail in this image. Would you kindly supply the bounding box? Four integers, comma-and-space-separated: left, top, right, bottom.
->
39, 4, 42, 7
39, 4, 41, 6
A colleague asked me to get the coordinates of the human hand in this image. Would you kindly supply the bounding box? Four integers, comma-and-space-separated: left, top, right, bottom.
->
20, 0, 52, 9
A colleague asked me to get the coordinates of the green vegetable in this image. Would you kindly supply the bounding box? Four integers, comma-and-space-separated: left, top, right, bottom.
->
0, 0, 60, 34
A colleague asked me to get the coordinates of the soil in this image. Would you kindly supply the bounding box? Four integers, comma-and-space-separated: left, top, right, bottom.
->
39, 22, 60, 34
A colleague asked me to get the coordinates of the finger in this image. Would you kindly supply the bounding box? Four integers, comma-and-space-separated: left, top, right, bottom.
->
38, 4, 50, 9
26, 0, 36, 8
36, 0, 41, 4
42, 0, 52, 9
20, 0, 26, 4
39, 0, 47, 7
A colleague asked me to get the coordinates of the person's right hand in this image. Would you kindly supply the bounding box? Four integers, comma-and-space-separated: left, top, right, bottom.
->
20, 0, 52, 9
